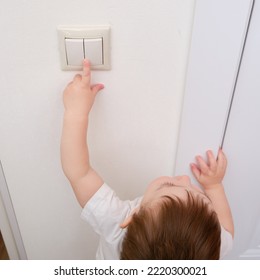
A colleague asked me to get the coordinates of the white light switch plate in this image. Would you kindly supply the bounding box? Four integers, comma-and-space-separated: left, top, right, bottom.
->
57, 25, 111, 71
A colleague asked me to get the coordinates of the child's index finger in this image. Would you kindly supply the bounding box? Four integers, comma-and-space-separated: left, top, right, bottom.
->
82, 59, 91, 82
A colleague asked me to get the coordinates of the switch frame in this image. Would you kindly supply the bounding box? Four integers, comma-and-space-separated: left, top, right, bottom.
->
57, 25, 110, 71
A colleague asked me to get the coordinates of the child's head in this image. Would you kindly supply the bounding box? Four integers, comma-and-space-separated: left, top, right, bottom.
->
120, 176, 221, 259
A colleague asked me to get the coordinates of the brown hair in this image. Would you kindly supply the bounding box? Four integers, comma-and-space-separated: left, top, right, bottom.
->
120, 192, 221, 259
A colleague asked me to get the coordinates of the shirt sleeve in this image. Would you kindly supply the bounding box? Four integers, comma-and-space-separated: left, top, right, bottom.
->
220, 226, 233, 259
81, 183, 142, 243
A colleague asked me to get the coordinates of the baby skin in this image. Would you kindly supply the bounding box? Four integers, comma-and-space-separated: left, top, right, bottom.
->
61, 59, 234, 242
120, 151, 234, 239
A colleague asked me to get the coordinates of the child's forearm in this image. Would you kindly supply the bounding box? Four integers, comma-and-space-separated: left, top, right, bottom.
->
61, 59, 104, 206
61, 112, 90, 184
205, 184, 234, 237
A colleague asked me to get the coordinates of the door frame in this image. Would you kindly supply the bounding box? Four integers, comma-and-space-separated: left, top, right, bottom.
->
0, 161, 27, 259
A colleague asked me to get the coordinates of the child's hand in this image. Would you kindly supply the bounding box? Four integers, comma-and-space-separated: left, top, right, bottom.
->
190, 149, 227, 190
63, 59, 104, 117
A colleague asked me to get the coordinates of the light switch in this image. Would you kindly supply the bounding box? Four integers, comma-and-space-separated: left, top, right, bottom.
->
58, 25, 111, 70
84, 38, 103, 66
65, 38, 84, 66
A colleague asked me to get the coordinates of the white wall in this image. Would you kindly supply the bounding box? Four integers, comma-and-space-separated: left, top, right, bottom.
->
0, 0, 195, 259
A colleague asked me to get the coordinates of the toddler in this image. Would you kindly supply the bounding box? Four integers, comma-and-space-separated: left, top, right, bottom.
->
61, 59, 234, 259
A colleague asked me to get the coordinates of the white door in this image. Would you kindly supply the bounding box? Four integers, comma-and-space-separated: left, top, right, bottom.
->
222, 0, 260, 259
175, 0, 260, 259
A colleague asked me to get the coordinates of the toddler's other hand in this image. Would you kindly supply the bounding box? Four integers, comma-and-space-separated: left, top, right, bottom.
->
63, 59, 104, 117
190, 149, 227, 190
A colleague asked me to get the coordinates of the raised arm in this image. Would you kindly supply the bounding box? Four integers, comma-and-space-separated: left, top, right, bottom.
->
190, 149, 234, 237
61, 59, 104, 207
